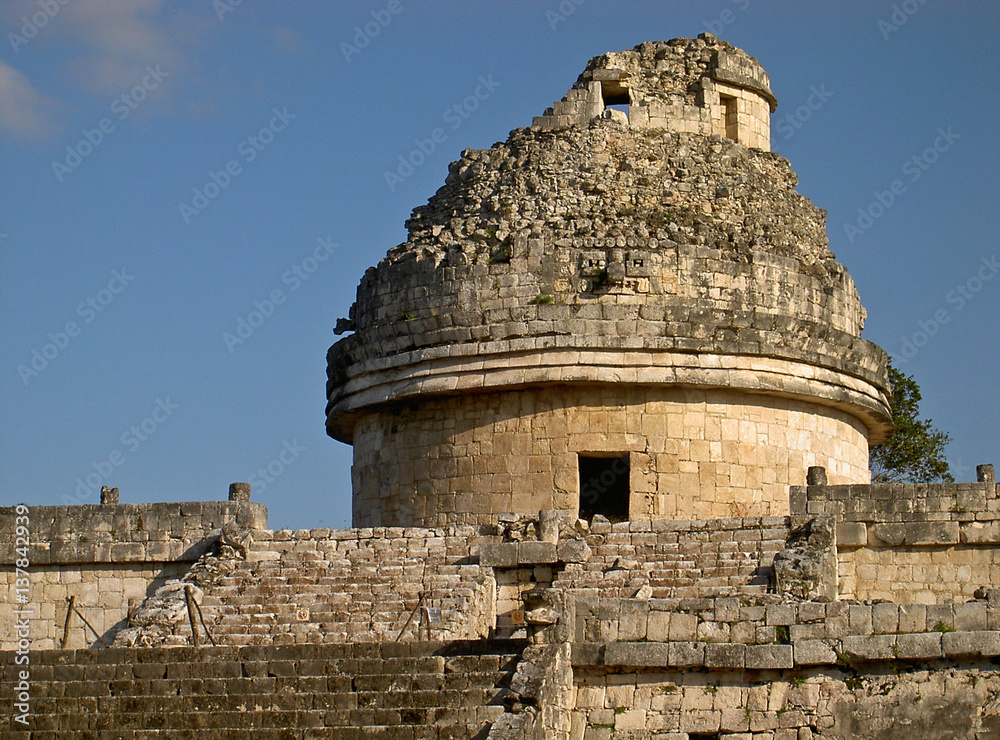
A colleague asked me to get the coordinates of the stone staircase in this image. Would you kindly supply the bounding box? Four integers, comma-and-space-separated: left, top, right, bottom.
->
3, 639, 525, 738
119, 529, 495, 648
555, 527, 785, 599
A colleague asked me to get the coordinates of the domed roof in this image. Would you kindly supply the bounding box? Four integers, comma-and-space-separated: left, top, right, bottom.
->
327, 36, 892, 446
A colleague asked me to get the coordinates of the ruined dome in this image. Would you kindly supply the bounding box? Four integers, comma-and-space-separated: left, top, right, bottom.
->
327, 35, 893, 528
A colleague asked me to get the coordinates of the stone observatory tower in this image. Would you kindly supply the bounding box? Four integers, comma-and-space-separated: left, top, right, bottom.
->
327, 34, 893, 528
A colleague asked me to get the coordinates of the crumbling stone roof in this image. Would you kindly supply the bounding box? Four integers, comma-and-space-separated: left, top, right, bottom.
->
575, 36, 776, 112
326, 37, 891, 444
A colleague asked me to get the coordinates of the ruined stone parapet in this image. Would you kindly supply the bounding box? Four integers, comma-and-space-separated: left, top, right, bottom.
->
0, 500, 267, 566
532, 35, 775, 150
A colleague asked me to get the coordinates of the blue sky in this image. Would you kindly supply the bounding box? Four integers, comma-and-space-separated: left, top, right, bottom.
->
1, 1, 997, 530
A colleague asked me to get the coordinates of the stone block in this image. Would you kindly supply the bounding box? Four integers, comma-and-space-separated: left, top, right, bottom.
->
110, 543, 146, 562
872, 603, 898, 634
681, 709, 721, 734
715, 597, 742, 622
556, 540, 591, 562
894, 632, 942, 659
647, 610, 671, 642
604, 642, 670, 667
836, 521, 867, 547
797, 602, 826, 623
897, 604, 926, 633
954, 602, 988, 632
789, 623, 826, 641
667, 641, 705, 667
745, 644, 793, 669
793, 640, 837, 666
869, 521, 959, 546
961, 521, 1000, 544
572, 643, 603, 665
705, 643, 745, 669
721, 707, 751, 733
942, 630, 1000, 657
839, 634, 896, 661
925, 604, 954, 632
618, 601, 650, 641
478, 543, 518, 567
766, 605, 796, 626
668, 612, 698, 641
615, 708, 648, 732
517, 541, 557, 564
848, 605, 873, 635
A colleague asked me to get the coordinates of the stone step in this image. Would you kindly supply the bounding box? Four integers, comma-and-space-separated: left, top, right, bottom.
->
25, 710, 506, 737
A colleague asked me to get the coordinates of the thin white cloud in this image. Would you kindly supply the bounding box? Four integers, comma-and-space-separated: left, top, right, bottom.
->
0, 61, 62, 142
58, 0, 186, 96
268, 26, 309, 54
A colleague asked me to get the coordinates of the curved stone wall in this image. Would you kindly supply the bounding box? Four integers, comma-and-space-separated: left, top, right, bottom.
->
350, 385, 870, 527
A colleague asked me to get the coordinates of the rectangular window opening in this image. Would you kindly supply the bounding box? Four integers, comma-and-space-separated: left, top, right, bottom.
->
578, 454, 630, 522
601, 80, 630, 121
720, 94, 738, 141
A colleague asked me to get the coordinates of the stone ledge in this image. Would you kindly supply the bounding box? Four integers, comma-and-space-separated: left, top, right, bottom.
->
478, 540, 591, 567
869, 522, 960, 546
574, 629, 1000, 669
326, 345, 892, 444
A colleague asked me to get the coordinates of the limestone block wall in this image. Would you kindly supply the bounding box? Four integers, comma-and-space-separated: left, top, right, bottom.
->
0, 501, 266, 650
570, 664, 1000, 739
570, 592, 1000, 738
333, 237, 877, 396
351, 386, 870, 527
792, 468, 1000, 604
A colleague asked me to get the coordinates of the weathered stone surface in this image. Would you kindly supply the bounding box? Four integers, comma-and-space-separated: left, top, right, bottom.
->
667, 641, 705, 667
893, 632, 942, 659
793, 640, 838, 665
773, 515, 837, 601
869, 522, 960, 546
836, 521, 867, 547
604, 642, 671, 667
745, 644, 793, 669
705, 643, 745, 669
942, 630, 1000, 657
840, 635, 897, 661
